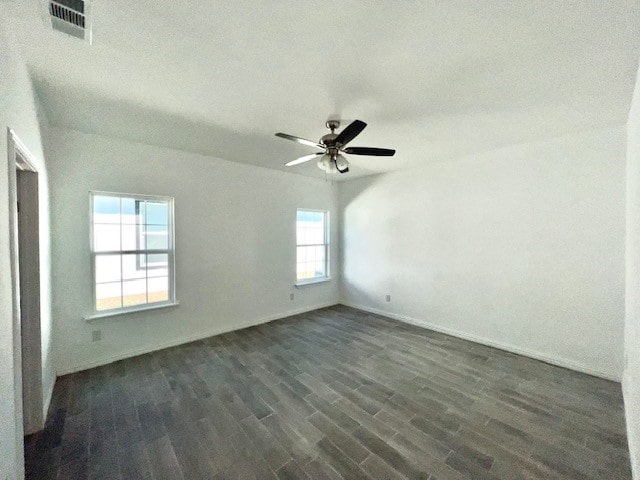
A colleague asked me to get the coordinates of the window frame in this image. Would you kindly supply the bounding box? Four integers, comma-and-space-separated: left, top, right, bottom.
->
295, 208, 330, 285
88, 191, 177, 317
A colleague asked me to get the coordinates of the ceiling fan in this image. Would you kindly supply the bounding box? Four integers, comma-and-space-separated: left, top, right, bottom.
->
275, 119, 395, 174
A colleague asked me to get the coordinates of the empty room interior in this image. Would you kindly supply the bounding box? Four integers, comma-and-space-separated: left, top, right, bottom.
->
2, 1, 640, 479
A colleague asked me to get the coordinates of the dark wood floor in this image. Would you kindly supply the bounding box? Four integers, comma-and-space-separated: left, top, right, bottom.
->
25, 305, 631, 479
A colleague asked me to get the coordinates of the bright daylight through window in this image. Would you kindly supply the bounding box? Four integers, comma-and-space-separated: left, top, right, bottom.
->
91, 192, 175, 312
296, 209, 329, 282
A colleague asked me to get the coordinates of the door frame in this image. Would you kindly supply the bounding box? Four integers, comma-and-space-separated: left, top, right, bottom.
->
7, 127, 44, 445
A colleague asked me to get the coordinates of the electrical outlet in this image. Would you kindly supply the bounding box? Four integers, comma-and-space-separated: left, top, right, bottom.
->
290, 293, 295, 301
92, 330, 102, 342
386, 294, 391, 302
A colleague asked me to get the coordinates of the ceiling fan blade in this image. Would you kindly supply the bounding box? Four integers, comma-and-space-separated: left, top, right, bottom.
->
334, 120, 367, 147
285, 152, 323, 167
343, 147, 396, 156
275, 132, 324, 150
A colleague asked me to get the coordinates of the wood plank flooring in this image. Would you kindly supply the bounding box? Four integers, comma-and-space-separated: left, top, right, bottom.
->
24, 305, 631, 479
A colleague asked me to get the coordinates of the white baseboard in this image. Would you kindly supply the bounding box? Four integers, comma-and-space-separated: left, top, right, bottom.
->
622, 370, 640, 480
341, 302, 621, 382
57, 302, 338, 375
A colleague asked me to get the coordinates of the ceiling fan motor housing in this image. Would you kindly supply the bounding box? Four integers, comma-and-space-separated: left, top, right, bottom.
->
320, 133, 339, 149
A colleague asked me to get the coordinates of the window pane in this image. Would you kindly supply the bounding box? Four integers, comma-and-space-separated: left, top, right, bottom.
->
94, 224, 121, 252
308, 228, 324, 244
122, 279, 147, 307
296, 210, 327, 281
121, 198, 144, 224
91, 193, 174, 312
296, 246, 306, 264
147, 254, 169, 276
308, 263, 317, 277
121, 225, 138, 251
96, 282, 122, 310
122, 253, 146, 280
298, 266, 312, 279
93, 196, 120, 224
146, 202, 168, 225
145, 225, 169, 249
95, 254, 121, 283
306, 245, 316, 263
148, 276, 169, 303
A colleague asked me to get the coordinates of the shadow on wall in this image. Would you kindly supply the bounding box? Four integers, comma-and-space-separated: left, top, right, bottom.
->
339, 172, 390, 305
30, 75, 338, 178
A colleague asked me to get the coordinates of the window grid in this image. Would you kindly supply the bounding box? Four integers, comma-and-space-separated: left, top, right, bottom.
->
91, 193, 174, 313
296, 209, 328, 281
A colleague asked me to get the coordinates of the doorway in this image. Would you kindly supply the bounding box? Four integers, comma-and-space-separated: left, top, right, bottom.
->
8, 129, 43, 439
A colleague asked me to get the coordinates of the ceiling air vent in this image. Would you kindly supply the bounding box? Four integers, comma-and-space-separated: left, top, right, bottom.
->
48, 0, 92, 42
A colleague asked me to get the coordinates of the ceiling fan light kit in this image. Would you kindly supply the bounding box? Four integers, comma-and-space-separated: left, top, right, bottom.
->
317, 154, 338, 174
276, 119, 395, 174
317, 153, 348, 174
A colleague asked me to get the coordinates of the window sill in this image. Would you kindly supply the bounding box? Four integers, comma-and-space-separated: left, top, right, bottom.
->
85, 301, 180, 322
295, 277, 331, 287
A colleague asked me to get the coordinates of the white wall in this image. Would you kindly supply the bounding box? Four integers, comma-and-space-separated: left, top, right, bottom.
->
0, 16, 55, 480
625, 59, 640, 479
45, 127, 339, 375
340, 126, 626, 380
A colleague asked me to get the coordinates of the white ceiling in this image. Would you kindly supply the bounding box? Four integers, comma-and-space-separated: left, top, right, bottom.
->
8, 1, 640, 180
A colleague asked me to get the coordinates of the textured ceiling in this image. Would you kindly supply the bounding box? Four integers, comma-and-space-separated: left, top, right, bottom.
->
8, 1, 640, 180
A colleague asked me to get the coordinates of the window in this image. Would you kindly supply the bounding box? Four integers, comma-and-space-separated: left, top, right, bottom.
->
90, 192, 175, 313
296, 209, 329, 282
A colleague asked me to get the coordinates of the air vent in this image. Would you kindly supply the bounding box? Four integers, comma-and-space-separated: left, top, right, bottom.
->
48, 0, 91, 42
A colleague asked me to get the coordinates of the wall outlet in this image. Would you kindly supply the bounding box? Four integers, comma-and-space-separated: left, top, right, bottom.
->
92, 330, 102, 342
290, 293, 295, 301
385, 294, 391, 302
